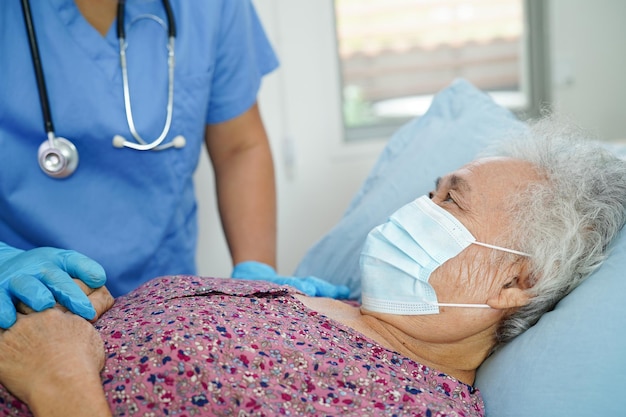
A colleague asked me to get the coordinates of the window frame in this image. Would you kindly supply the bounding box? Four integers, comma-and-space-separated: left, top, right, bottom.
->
335, 0, 551, 142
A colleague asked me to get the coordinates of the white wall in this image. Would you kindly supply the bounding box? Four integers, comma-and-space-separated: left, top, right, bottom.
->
195, 0, 626, 278
549, 0, 626, 141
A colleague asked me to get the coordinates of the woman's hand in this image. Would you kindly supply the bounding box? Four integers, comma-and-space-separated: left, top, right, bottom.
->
0, 308, 112, 417
69, 279, 115, 321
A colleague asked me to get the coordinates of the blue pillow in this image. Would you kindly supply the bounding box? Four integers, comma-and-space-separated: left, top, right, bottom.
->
475, 224, 626, 417
295, 78, 626, 416
294, 78, 525, 299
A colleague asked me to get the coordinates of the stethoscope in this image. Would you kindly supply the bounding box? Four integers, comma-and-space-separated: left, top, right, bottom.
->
20, 0, 186, 179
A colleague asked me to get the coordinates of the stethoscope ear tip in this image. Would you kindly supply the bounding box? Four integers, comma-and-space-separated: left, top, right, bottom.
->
112, 135, 126, 148
172, 135, 186, 148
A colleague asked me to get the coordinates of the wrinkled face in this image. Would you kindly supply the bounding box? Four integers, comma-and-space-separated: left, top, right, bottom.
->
427, 156, 540, 309
367, 156, 543, 344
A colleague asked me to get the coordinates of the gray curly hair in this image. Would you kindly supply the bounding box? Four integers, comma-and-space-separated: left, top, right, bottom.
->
482, 116, 626, 349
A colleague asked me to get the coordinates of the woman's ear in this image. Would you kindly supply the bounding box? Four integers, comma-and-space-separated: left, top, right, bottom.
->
486, 275, 532, 309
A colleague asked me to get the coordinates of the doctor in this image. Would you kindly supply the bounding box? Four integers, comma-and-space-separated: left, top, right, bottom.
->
0, 0, 348, 329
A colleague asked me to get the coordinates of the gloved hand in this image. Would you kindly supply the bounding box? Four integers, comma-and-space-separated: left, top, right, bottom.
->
0, 243, 106, 329
231, 261, 350, 299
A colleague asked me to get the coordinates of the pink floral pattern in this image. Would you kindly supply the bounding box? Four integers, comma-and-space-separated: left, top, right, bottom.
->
0, 276, 484, 416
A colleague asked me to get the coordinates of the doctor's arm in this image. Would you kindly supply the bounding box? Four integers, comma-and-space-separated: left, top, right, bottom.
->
204, 103, 349, 299
205, 102, 278, 269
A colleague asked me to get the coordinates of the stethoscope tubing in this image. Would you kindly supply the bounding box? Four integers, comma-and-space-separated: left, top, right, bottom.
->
114, 0, 179, 151
117, 0, 176, 39
117, 24, 175, 150
20, 0, 55, 138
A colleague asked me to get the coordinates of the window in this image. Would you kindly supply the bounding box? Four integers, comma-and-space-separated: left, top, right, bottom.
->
335, 0, 548, 140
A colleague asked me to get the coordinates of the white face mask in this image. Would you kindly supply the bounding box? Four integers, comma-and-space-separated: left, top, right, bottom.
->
359, 195, 530, 315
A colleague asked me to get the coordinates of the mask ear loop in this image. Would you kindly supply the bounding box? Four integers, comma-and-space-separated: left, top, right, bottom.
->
471, 241, 531, 257
424, 300, 492, 309
429, 243, 530, 309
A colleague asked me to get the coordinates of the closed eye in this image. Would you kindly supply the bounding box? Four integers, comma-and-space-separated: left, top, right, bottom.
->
431, 176, 462, 206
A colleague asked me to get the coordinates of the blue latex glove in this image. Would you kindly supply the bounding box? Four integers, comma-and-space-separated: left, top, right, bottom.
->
0, 243, 107, 329
231, 261, 350, 299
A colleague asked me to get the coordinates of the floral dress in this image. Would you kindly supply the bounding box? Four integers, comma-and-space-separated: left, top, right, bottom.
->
0, 276, 485, 416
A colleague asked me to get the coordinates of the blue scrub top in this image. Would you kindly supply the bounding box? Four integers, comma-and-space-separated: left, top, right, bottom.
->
0, 0, 279, 296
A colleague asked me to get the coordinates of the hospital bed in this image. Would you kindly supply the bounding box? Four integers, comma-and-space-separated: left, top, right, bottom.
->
295, 79, 626, 417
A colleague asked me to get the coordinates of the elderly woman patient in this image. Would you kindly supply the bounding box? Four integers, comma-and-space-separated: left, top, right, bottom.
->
1, 120, 626, 417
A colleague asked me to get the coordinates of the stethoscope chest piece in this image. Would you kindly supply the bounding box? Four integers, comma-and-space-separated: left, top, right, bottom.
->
38, 136, 78, 178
